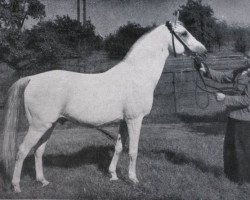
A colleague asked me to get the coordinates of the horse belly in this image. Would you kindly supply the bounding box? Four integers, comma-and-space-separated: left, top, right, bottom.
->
64, 96, 124, 126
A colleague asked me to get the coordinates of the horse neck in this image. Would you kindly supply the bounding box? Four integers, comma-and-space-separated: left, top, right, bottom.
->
122, 25, 171, 88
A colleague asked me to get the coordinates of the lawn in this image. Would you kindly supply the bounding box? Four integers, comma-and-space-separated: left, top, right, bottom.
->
0, 123, 249, 199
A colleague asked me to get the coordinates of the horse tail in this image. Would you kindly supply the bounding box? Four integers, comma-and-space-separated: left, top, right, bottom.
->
2, 77, 30, 179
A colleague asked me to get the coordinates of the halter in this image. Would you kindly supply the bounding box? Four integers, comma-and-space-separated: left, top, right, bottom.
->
165, 21, 194, 58
165, 21, 241, 108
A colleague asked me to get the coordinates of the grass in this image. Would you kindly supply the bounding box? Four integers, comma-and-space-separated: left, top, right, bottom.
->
0, 123, 250, 199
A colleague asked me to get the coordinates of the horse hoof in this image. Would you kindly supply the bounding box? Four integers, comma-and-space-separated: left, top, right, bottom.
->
129, 177, 139, 184
42, 180, 50, 187
12, 185, 21, 193
37, 179, 50, 187
109, 171, 118, 181
110, 176, 119, 181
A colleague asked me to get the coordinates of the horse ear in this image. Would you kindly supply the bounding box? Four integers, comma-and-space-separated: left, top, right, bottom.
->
165, 21, 172, 29
174, 11, 179, 25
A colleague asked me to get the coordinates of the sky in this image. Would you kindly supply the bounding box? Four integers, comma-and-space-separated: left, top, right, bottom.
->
25, 0, 250, 37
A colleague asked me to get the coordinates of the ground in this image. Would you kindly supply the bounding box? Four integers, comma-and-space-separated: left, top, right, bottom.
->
0, 123, 249, 200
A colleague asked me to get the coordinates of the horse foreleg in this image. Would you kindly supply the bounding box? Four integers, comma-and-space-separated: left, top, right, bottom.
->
34, 123, 55, 187
126, 116, 143, 183
12, 123, 52, 193
109, 120, 128, 181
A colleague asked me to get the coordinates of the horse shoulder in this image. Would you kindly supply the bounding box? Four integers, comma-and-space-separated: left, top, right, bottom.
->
123, 79, 154, 118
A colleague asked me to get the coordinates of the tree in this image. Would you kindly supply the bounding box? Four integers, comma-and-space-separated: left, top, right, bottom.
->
0, 24, 64, 73
51, 15, 102, 51
0, 0, 45, 30
232, 27, 249, 54
0, 1, 103, 74
0, 14, 102, 73
104, 22, 155, 58
0, 0, 47, 72
213, 21, 228, 50
177, 0, 217, 49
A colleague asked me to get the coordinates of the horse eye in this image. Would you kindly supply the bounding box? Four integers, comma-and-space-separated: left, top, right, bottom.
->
181, 31, 188, 37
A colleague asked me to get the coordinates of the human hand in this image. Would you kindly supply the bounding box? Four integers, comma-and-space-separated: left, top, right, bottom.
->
199, 63, 206, 73
215, 93, 225, 101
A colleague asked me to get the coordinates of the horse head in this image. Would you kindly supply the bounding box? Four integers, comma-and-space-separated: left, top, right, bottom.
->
166, 12, 207, 57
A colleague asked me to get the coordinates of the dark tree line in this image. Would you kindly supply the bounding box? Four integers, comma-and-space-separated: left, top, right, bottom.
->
0, 1, 102, 74
104, 22, 155, 58
0, 0, 249, 74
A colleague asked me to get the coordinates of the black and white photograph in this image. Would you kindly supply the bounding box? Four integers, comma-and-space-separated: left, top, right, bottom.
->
0, 0, 250, 199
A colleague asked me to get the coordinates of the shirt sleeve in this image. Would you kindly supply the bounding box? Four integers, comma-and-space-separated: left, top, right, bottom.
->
207, 69, 234, 83
224, 81, 250, 107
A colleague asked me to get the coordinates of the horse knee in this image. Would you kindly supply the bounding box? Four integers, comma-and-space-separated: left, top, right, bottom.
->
16, 145, 29, 161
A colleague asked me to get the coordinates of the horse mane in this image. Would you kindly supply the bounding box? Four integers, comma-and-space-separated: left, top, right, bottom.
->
123, 25, 168, 62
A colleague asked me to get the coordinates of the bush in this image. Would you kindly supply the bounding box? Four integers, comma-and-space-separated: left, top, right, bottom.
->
178, 0, 217, 49
177, 0, 232, 50
0, 15, 103, 73
235, 35, 247, 53
213, 21, 229, 50
232, 27, 249, 53
104, 22, 155, 58
49, 16, 103, 51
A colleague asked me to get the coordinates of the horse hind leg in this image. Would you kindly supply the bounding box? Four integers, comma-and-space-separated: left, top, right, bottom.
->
35, 142, 50, 187
109, 120, 128, 181
34, 123, 56, 187
11, 123, 53, 193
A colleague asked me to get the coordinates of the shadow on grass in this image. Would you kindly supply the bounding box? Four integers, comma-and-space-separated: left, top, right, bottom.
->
0, 161, 10, 191
177, 111, 228, 136
153, 195, 184, 200
177, 111, 227, 123
22, 145, 114, 179
188, 123, 226, 136
148, 149, 223, 177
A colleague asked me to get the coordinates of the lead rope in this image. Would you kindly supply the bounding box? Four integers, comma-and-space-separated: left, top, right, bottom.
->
194, 69, 210, 108
172, 32, 177, 57
193, 59, 243, 109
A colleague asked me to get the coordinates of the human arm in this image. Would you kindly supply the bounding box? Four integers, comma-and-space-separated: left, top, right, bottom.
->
200, 64, 235, 83
223, 82, 250, 108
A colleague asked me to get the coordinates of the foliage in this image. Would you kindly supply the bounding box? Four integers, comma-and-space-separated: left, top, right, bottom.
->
0, 14, 103, 72
177, 0, 222, 49
48, 15, 103, 51
231, 27, 249, 54
213, 21, 229, 50
0, 0, 45, 30
104, 22, 155, 58
0, 27, 62, 71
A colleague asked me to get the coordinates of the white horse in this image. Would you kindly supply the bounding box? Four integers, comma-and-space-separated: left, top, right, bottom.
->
2, 19, 206, 193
